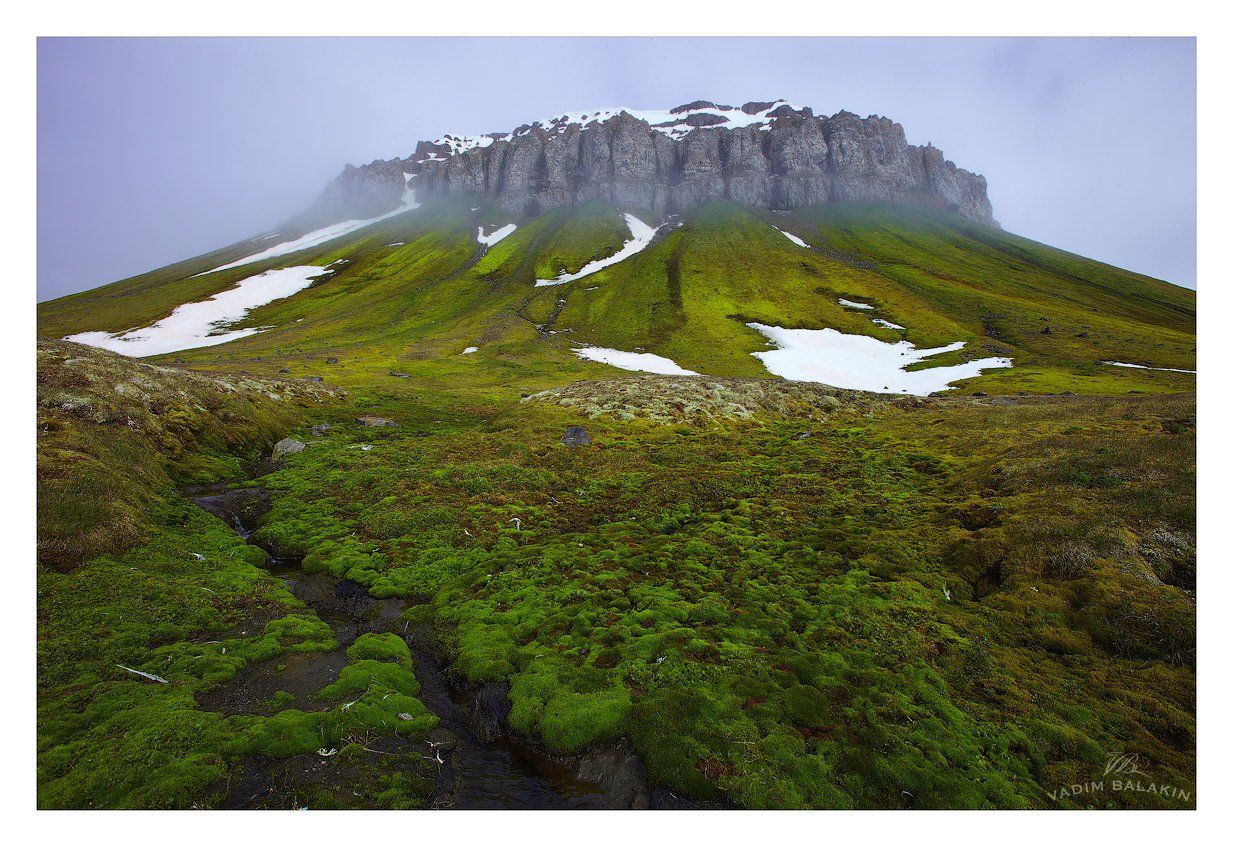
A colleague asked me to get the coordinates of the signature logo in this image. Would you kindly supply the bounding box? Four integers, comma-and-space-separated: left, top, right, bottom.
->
1047, 751, 1190, 804
1103, 753, 1148, 777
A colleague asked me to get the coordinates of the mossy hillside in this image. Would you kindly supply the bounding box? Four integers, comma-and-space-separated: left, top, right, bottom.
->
36, 339, 338, 568
471, 199, 631, 285
537, 201, 1194, 394
543, 201, 918, 378
38, 199, 1195, 400
785, 204, 1196, 376
35, 345, 440, 808
37, 501, 438, 808
35, 196, 1197, 809
35, 198, 623, 367
35, 348, 1195, 807
240, 386, 1194, 808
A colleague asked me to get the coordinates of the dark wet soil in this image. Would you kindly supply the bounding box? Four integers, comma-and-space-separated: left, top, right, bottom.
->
189, 485, 682, 810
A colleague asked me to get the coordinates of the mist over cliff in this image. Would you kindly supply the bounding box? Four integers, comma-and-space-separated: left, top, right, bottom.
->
298, 100, 995, 230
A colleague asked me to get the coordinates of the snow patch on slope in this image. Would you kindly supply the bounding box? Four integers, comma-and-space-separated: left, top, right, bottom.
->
477, 223, 517, 247
747, 324, 1012, 396
776, 227, 810, 249
197, 188, 421, 276
65, 266, 330, 357
572, 346, 698, 376
535, 214, 659, 286
1103, 361, 1196, 374
838, 299, 874, 310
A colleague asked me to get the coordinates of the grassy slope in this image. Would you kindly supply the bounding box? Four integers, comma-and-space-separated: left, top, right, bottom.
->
38, 199, 1196, 400
35, 200, 1197, 808
37, 341, 439, 808
539, 201, 1195, 393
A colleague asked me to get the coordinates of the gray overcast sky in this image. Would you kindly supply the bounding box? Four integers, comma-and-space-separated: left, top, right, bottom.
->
37, 37, 1195, 301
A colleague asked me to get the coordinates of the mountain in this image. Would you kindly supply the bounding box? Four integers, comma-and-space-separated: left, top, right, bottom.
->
36, 102, 1196, 811
37, 97, 1194, 398
298, 100, 995, 229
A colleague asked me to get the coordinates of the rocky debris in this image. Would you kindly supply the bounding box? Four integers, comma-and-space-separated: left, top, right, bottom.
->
561, 426, 592, 447
325, 356, 339, 365
356, 415, 398, 427
304, 102, 994, 228
388, 371, 411, 378
301, 376, 324, 383
310, 423, 332, 437
271, 438, 305, 463
37, 340, 338, 427
277, 367, 291, 374
527, 376, 851, 424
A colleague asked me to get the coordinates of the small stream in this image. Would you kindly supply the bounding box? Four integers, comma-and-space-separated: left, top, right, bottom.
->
187, 485, 662, 810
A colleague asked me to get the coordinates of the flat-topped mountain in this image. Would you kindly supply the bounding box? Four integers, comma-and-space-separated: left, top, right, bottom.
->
35, 95, 1197, 813
38, 98, 1194, 401
300, 100, 995, 229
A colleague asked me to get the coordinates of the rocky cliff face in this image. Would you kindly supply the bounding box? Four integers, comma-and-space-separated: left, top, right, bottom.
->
301, 100, 995, 228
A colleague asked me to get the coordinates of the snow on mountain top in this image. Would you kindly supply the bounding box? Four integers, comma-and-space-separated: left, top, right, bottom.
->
416, 100, 802, 164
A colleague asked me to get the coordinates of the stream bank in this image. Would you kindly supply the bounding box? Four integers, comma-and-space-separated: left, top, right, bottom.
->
187, 484, 696, 810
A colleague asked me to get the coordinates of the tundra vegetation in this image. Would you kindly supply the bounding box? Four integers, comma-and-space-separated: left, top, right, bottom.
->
36, 198, 1195, 809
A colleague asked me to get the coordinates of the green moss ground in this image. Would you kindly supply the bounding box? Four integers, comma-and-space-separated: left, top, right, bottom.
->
35, 200, 1196, 809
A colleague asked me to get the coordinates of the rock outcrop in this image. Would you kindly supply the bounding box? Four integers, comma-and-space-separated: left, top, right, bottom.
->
302, 100, 995, 228
270, 438, 305, 463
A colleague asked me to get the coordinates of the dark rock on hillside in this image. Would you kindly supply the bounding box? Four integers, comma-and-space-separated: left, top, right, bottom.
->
304, 101, 994, 229
356, 415, 398, 427
562, 426, 592, 447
